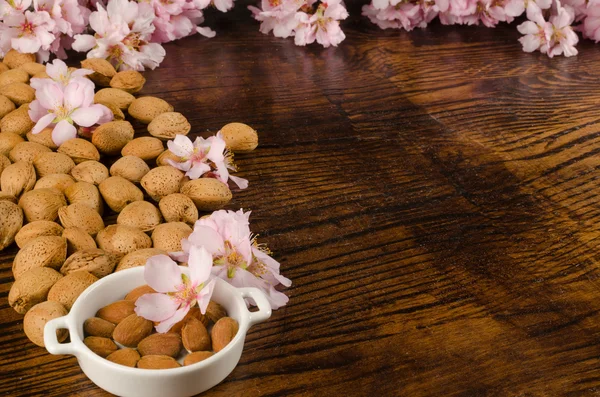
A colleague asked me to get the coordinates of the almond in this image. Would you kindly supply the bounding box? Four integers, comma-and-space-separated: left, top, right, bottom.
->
116, 248, 168, 272
124, 285, 156, 302
182, 316, 211, 353
0, 104, 34, 136
166, 307, 209, 334
84, 336, 118, 358
58, 138, 100, 164
62, 226, 98, 255
128, 96, 173, 124
99, 176, 144, 212
58, 202, 105, 236
92, 121, 135, 156
137, 333, 182, 358
121, 137, 164, 161
206, 301, 227, 323
113, 313, 153, 347
0, 131, 24, 156
9, 141, 51, 163
156, 149, 182, 167
1, 161, 35, 197
151, 222, 192, 252
141, 166, 184, 202
147, 112, 190, 140
109, 155, 150, 183
64, 181, 104, 215
26, 128, 58, 150
47, 270, 98, 310
0, 69, 29, 87
3, 50, 36, 69
23, 301, 68, 347
137, 355, 181, 370
0, 63, 7, 73
18, 62, 46, 76
98, 101, 125, 120
180, 178, 232, 211
183, 351, 213, 366
106, 348, 140, 367
33, 152, 76, 177
0, 200, 23, 251
96, 300, 135, 324
15, 220, 63, 249
19, 188, 67, 222
158, 193, 198, 226
12, 235, 67, 279
96, 224, 152, 257
0, 191, 17, 203
110, 70, 146, 93
0, 82, 35, 105
211, 317, 238, 352
60, 248, 118, 278
9, 267, 63, 314
71, 161, 109, 185
84, 317, 116, 338
94, 88, 135, 110
0, 94, 15, 118
117, 201, 162, 232
33, 174, 76, 193
0, 153, 10, 175
81, 59, 116, 87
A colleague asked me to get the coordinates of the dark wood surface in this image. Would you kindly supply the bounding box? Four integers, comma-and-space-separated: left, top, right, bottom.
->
3, 1, 600, 396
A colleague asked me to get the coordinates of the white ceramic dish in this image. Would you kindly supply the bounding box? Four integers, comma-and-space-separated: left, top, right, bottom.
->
44, 266, 271, 397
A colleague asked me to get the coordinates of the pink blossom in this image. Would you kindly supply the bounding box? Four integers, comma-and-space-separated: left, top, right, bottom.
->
173, 209, 291, 310
582, 0, 600, 41
30, 59, 92, 90
546, 0, 578, 57
167, 134, 248, 189
295, 0, 348, 47
248, 0, 303, 38
28, 78, 113, 145
135, 246, 215, 333
4, 10, 56, 53
517, 5, 551, 53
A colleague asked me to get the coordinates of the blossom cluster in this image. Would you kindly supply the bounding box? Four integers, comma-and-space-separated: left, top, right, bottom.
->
136, 209, 292, 332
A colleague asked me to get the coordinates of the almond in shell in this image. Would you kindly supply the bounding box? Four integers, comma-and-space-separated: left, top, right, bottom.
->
64, 181, 104, 215
147, 112, 190, 140
140, 166, 184, 202
97, 101, 125, 120
0, 82, 35, 105
0, 153, 10, 175
96, 300, 135, 324
220, 122, 259, 152
158, 193, 198, 226
121, 137, 164, 161
81, 59, 116, 87
113, 313, 153, 347
18, 62, 46, 76
0, 201, 23, 251
34, 174, 76, 192
137, 333, 182, 358
23, 301, 68, 347
15, 220, 63, 249
98, 176, 144, 212
47, 270, 98, 310
128, 96, 173, 124
3, 50, 36, 69
9, 141, 51, 163
62, 226, 98, 255
0, 63, 7, 73
84, 317, 116, 338
19, 188, 66, 222
57, 138, 101, 163
110, 70, 146, 93
151, 222, 192, 252
180, 178, 232, 211
84, 336, 118, 358
116, 248, 167, 272
117, 201, 162, 232
110, 155, 150, 183
60, 248, 118, 278
94, 88, 135, 110
9, 267, 63, 314
71, 161, 109, 185
0, 104, 33, 136
26, 128, 58, 150
92, 121, 134, 155
96, 224, 152, 257
106, 348, 140, 367
1, 161, 36, 197
156, 149, 182, 167
0, 132, 24, 156
58, 202, 105, 236
0, 69, 29, 86
33, 152, 76, 177
12, 235, 67, 279
0, 94, 15, 118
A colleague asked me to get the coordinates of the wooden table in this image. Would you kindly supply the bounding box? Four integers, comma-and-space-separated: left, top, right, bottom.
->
3, 2, 600, 396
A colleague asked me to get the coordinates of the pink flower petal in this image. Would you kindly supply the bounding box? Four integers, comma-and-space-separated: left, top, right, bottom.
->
167, 135, 194, 158
229, 175, 248, 189
186, 225, 225, 255
188, 245, 213, 285
144, 254, 182, 293
71, 106, 103, 127
155, 306, 189, 333
186, 162, 211, 179
134, 292, 180, 322
197, 279, 215, 314
46, 59, 68, 81
51, 120, 77, 145
30, 111, 54, 132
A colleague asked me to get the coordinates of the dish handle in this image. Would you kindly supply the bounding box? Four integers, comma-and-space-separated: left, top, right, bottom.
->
44, 315, 79, 356
239, 288, 272, 327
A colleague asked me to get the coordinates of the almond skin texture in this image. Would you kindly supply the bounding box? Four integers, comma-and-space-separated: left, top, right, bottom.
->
0, 153, 10, 175
148, 112, 190, 140
9, 267, 62, 314
182, 316, 211, 353
183, 351, 214, 366
58, 138, 100, 164
99, 176, 144, 212
137, 333, 182, 358
0, 94, 16, 118
3, 50, 36, 69
24, 301, 68, 347
12, 236, 67, 279
116, 248, 168, 272
0, 191, 17, 203
117, 201, 163, 232
180, 178, 232, 211
106, 348, 140, 367
137, 355, 181, 370
84, 317, 116, 338
15, 220, 63, 249
0, 63, 7, 73
128, 96, 174, 124
33, 152, 76, 177
96, 224, 152, 257
0, 200, 22, 251
109, 156, 150, 183
94, 88, 135, 110
166, 307, 209, 334
151, 222, 192, 252
64, 181, 104, 215
110, 70, 146, 93
9, 141, 51, 163
71, 161, 109, 185
141, 166, 184, 202
0, 104, 33, 136
33, 174, 76, 193
92, 121, 134, 155
0, 132, 24, 156
0, 68, 29, 86
0, 82, 35, 105
113, 314, 154, 347
18, 188, 67, 222
125, 285, 156, 302
60, 248, 118, 278
159, 193, 198, 226
1, 161, 35, 197
96, 300, 135, 324
47, 270, 98, 310
211, 317, 239, 352
58, 203, 105, 236
98, 101, 125, 120
62, 226, 98, 255
18, 62, 46, 76
26, 128, 57, 150
121, 137, 164, 161
81, 59, 116, 87
206, 301, 227, 323
156, 149, 181, 167
84, 336, 118, 358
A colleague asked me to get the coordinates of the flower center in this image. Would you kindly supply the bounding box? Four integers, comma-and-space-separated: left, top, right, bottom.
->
169, 274, 200, 307
123, 33, 142, 50
20, 21, 34, 36
214, 240, 248, 278
189, 148, 206, 164
53, 105, 72, 121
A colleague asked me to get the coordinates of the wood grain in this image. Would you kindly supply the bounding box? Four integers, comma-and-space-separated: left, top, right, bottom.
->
3, 1, 600, 395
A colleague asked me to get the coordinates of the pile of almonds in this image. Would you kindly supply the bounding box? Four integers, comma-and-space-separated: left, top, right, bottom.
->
81, 285, 238, 369
0, 49, 258, 349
